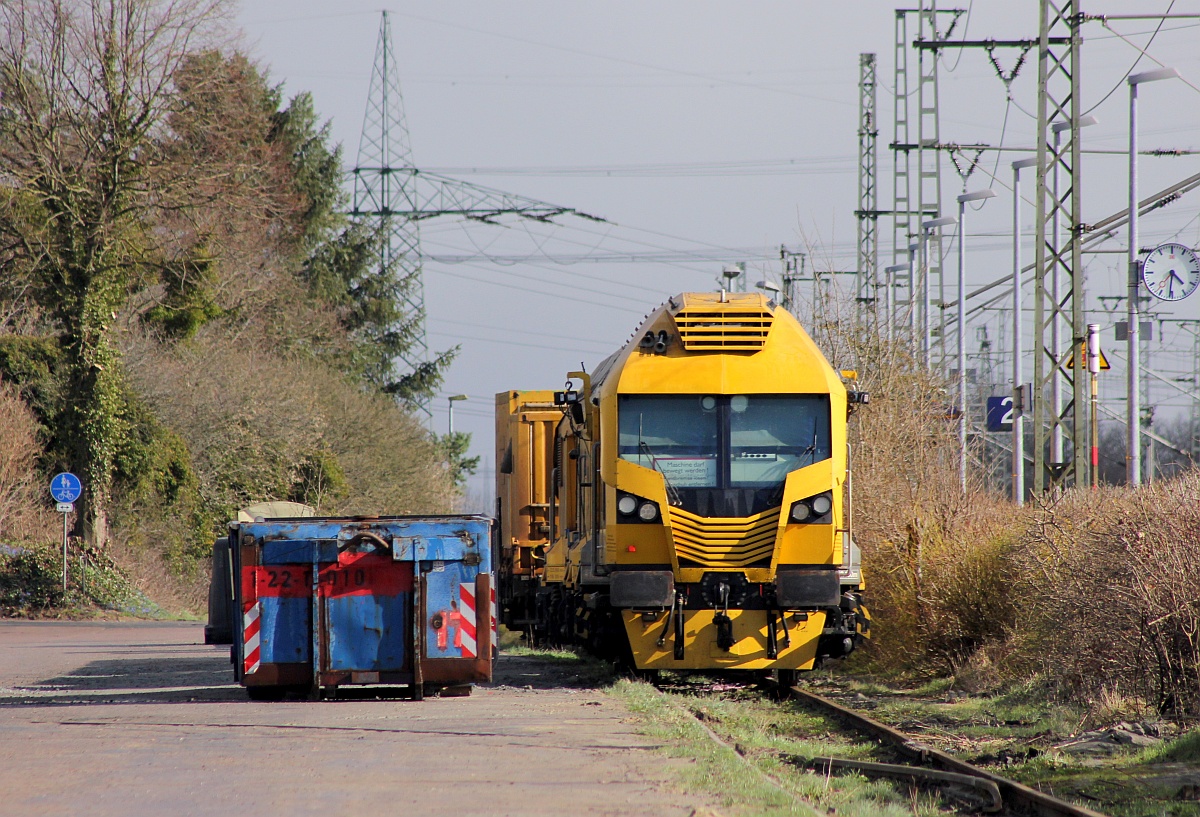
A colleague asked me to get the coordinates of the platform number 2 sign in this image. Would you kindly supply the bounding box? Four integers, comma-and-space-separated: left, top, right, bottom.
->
985, 396, 1014, 432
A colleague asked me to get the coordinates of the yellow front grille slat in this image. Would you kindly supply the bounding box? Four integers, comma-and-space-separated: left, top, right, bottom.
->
668, 507, 780, 568
675, 544, 774, 561
674, 531, 776, 547
674, 309, 773, 351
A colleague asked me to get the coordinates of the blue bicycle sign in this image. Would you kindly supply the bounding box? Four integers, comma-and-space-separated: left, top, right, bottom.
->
50, 472, 82, 503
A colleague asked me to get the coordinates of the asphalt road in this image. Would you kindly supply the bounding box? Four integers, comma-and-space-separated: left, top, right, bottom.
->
0, 621, 713, 817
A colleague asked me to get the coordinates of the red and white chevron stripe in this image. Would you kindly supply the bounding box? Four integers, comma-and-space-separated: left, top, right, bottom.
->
458, 583, 477, 659
491, 585, 498, 650
243, 603, 261, 675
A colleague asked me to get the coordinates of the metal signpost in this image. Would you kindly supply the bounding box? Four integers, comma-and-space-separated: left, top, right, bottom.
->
50, 473, 81, 595
1087, 325, 1101, 488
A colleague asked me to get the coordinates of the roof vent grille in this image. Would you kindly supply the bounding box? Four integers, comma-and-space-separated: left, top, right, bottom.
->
673, 308, 773, 351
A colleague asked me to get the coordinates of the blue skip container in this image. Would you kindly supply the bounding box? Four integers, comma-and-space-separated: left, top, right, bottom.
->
227, 514, 494, 700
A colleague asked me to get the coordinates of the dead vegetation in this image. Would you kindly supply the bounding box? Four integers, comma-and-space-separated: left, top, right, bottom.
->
122, 330, 455, 521
0, 382, 53, 543
853, 403, 1200, 718
809, 295, 1200, 719
1016, 479, 1200, 720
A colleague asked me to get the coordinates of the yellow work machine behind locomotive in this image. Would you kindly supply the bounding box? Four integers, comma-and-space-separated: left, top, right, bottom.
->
495, 292, 869, 679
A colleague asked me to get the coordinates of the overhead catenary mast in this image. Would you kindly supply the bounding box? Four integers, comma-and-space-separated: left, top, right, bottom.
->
901, 1, 1082, 490
856, 53, 879, 323
1031, 0, 1086, 491
916, 2, 950, 365
891, 10, 915, 338
890, 4, 963, 353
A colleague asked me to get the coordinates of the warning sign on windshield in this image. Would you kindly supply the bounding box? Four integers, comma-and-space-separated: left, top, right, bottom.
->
654, 457, 716, 488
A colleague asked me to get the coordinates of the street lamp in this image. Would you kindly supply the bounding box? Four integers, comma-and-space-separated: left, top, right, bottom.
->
907, 243, 918, 340
447, 394, 468, 436
1127, 67, 1179, 486
1011, 156, 1038, 506
777, 246, 805, 316
722, 263, 745, 293
955, 190, 996, 492
921, 216, 957, 369
884, 263, 908, 345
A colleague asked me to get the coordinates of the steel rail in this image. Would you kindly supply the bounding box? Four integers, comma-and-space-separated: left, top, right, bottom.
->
781, 684, 1110, 817
791, 756, 1003, 813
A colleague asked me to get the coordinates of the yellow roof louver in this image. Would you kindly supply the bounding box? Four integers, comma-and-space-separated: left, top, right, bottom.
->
670, 292, 774, 351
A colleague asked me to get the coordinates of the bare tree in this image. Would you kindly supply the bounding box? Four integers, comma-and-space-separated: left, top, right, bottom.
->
0, 0, 226, 546
0, 382, 53, 541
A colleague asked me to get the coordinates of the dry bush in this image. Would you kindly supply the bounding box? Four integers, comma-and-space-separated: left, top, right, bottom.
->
114, 329, 455, 609
105, 530, 209, 613
856, 475, 1021, 675
953, 647, 1006, 694
313, 384, 456, 517
123, 330, 326, 515
1015, 476, 1200, 717
123, 329, 455, 519
804, 286, 1200, 716
0, 381, 54, 543
1079, 687, 1154, 731
805, 295, 1021, 674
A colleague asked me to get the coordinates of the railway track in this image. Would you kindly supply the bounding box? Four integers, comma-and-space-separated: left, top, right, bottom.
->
659, 674, 1112, 817
772, 681, 1110, 817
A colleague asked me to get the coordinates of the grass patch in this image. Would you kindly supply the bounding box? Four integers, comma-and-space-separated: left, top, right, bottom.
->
502, 644, 591, 663
613, 679, 808, 817
1138, 728, 1200, 764
497, 626, 606, 664
907, 677, 954, 696
611, 677, 957, 817
830, 675, 1078, 748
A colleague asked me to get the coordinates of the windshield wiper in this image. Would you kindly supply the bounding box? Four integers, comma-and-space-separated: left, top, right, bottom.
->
804, 428, 819, 464
639, 439, 682, 506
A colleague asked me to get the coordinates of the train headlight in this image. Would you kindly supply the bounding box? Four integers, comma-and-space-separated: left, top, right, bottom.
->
617, 492, 660, 523
789, 491, 833, 524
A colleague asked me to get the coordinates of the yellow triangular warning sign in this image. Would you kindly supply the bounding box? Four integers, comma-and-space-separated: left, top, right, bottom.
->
1066, 344, 1110, 371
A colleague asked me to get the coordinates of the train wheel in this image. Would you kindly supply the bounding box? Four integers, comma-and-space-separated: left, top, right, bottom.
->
776, 669, 799, 688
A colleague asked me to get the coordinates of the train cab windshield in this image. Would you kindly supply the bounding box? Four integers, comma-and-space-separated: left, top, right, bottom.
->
617, 394, 831, 517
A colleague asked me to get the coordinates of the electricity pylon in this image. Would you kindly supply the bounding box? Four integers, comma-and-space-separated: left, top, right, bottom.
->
351, 11, 427, 402
351, 11, 604, 417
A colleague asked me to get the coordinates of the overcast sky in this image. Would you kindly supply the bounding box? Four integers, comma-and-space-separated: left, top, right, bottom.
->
233, 1, 1200, 501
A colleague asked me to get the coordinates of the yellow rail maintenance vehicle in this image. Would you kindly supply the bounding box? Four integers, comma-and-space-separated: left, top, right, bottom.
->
495, 291, 869, 680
